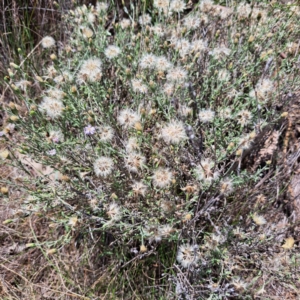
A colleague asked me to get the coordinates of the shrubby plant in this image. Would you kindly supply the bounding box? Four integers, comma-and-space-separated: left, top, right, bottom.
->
2, 0, 300, 298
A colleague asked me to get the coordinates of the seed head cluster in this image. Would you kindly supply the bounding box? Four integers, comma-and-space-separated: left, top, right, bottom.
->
10, 1, 299, 295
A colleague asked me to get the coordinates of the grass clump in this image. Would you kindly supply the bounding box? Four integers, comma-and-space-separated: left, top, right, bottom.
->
1, 0, 300, 299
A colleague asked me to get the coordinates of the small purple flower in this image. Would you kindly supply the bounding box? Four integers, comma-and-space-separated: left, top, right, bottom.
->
130, 248, 138, 255
47, 149, 56, 156
52, 137, 60, 143
84, 124, 96, 135
0, 131, 5, 137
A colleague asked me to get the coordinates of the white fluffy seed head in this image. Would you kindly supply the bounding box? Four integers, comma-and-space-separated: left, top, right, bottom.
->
153, 168, 173, 188
93, 156, 114, 177
77, 58, 102, 83
139, 14, 152, 25
154, 0, 170, 14
159, 224, 174, 237
15, 80, 32, 91
200, 0, 214, 13
252, 213, 267, 225
183, 14, 201, 30
105, 45, 121, 59
140, 53, 157, 69
41, 36, 56, 48
210, 46, 231, 59
96, 2, 108, 13
124, 152, 146, 173
163, 83, 174, 97
177, 244, 199, 268
53, 71, 73, 84
218, 107, 232, 119
166, 67, 187, 82
199, 109, 215, 123
161, 120, 187, 144
120, 18, 131, 29
126, 137, 140, 152
106, 203, 122, 220
191, 39, 208, 53
87, 12, 96, 23
81, 26, 94, 39
237, 110, 252, 126
131, 181, 148, 197
259, 78, 274, 92
150, 24, 165, 36
220, 178, 234, 195
98, 126, 114, 142
145, 225, 162, 243
131, 79, 148, 94
237, 2, 252, 20
178, 104, 192, 117
175, 39, 191, 57
74, 4, 87, 16
155, 56, 172, 72
47, 65, 58, 78
117, 109, 141, 129
252, 78, 274, 102
170, 0, 186, 13
39, 97, 64, 119
194, 159, 219, 184
218, 69, 230, 81
46, 88, 66, 100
